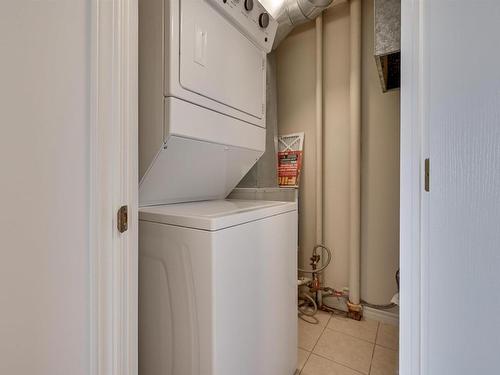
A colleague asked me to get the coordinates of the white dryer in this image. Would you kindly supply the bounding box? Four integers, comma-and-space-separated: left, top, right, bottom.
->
139, 0, 278, 206
139, 200, 298, 375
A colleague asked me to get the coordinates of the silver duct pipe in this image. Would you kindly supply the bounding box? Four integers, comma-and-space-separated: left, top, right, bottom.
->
260, 0, 334, 48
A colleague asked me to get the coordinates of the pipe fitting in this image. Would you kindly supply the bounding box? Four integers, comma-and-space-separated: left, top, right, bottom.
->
346, 300, 363, 321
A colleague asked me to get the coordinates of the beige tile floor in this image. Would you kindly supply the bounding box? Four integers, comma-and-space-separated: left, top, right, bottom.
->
297, 311, 399, 375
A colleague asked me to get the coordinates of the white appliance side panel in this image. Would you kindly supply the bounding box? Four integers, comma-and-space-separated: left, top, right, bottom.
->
139, 136, 263, 206
139, 221, 214, 375
139, 0, 165, 180
179, 0, 266, 120
213, 210, 298, 375
165, 97, 266, 150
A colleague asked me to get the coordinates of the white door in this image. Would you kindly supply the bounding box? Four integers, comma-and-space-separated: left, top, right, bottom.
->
0, 1, 91, 374
401, 1, 500, 374
0, 1, 138, 375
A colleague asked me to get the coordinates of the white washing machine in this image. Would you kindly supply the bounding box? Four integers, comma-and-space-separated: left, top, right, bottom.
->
139, 199, 297, 375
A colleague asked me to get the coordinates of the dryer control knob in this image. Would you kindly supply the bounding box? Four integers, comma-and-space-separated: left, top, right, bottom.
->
244, 0, 253, 11
259, 13, 269, 28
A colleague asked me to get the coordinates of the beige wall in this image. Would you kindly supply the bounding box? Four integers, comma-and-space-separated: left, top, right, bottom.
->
276, 0, 400, 304
360, 0, 400, 304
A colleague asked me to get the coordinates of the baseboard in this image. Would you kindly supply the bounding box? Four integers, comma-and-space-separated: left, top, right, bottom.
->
363, 306, 399, 326
322, 296, 399, 326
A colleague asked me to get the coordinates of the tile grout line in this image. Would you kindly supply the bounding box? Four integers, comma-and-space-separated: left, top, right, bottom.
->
309, 352, 368, 375
367, 322, 380, 375
375, 343, 399, 352
302, 313, 398, 375
297, 312, 330, 352
310, 314, 330, 352
313, 315, 375, 375
327, 315, 382, 343
300, 312, 332, 374
313, 316, 376, 374
374, 322, 400, 351
298, 349, 312, 375
322, 324, 378, 345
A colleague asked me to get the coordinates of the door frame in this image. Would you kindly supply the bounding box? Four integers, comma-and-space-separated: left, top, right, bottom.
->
400, 1, 426, 374
89, 0, 138, 374
86, 0, 429, 373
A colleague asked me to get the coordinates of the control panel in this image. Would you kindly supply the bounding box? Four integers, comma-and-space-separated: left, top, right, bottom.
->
205, 0, 278, 53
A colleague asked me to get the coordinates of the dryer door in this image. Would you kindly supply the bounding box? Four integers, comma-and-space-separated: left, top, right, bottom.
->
179, 0, 265, 123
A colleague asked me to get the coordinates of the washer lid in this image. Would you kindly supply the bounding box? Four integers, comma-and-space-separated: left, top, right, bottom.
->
139, 199, 297, 231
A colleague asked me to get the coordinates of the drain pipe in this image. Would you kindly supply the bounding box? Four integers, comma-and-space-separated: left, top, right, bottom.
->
315, 13, 324, 306
347, 0, 362, 318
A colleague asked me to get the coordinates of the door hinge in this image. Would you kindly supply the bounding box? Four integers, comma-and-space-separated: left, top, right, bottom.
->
117, 205, 128, 233
425, 158, 430, 192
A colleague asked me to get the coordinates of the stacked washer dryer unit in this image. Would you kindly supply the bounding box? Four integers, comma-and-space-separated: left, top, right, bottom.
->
138, 0, 298, 373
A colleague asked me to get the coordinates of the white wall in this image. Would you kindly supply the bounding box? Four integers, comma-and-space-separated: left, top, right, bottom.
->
0, 1, 90, 374
276, 0, 400, 304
